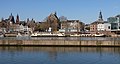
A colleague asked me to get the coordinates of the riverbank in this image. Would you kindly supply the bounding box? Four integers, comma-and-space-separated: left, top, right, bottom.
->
0, 39, 120, 47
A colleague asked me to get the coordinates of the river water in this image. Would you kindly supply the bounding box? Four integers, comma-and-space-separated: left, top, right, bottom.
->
0, 37, 120, 40
0, 47, 120, 64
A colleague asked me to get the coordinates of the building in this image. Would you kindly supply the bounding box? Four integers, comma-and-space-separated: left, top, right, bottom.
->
0, 14, 33, 33
90, 21, 103, 33
16, 14, 20, 24
0, 19, 7, 33
107, 15, 120, 34
108, 15, 120, 30
59, 16, 67, 22
46, 12, 60, 32
8, 13, 15, 24
90, 11, 104, 33
59, 20, 84, 33
97, 22, 111, 31
26, 18, 36, 32
17, 24, 32, 33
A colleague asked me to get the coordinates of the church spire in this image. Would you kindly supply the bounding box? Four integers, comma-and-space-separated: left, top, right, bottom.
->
11, 13, 12, 16
98, 11, 103, 21
54, 11, 57, 15
1, 17, 4, 21
16, 14, 20, 24
9, 13, 15, 23
9, 13, 12, 20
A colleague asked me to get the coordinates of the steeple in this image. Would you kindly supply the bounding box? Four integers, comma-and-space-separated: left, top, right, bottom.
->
1, 17, 4, 21
54, 11, 57, 15
9, 13, 15, 23
9, 13, 12, 20
16, 14, 20, 24
98, 11, 103, 21
27, 18, 29, 22
11, 13, 12, 16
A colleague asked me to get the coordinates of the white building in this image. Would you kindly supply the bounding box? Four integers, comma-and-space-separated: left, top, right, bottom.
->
9, 24, 32, 33
59, 20, 84, 33
108, 15, 120, 31
97, 22, 111, 31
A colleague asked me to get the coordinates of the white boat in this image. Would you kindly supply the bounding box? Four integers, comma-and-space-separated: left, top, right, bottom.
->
56, 33, 65, 37
0, 34, 4, 37
31, 32, 64, 37
94, 34, 105, 37
16, 33, 22, 37
17, 33, 30, 37
70, 34, 80, 37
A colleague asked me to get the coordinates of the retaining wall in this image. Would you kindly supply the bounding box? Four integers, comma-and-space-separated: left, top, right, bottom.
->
0, 40, 120, 47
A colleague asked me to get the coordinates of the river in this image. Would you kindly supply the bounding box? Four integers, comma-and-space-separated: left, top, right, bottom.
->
0, 47, 120, 64
0, 37, 119, 40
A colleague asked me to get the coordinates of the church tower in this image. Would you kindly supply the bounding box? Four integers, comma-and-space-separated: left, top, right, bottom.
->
98, 11, 103, 21
16, 14, 20, 24
9, 13, 15, 24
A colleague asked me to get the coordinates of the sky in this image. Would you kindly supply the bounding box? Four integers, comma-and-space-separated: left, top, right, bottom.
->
0, 0, 120, 24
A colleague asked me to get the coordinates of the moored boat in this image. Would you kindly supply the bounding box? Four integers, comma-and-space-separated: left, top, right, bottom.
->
31, 32, 64, 37
4, 33, 17, 37
93, 33, 106, 37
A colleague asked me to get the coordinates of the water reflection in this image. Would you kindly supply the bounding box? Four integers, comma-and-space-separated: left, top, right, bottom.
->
0, 37, 120, 41
0, 47, 120, 64
0, 47, 120, 53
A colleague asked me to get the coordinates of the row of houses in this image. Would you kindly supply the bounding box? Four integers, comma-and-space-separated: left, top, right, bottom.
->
58, 11, 120, 35
0, 24, 32, 33
37, 12, 85, 33
0, 13, 34, 34
1, 12, 120, 35
90, 11, 120, 35
0, 13, 85, 35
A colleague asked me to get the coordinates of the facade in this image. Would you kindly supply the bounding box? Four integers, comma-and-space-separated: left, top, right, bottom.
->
59, 16, 67, 22
59, 20, 84, 33
90, 11, 104, 33
8, 13, 15, 24
90, 22, 100, 32
46, 12, 60, 32
26, 18, 36, 32
15, 24, 32, 33
4, 24, 32, 33
97, 22, 111, 31
107, 15, 120, 31
0, 14, 33, 33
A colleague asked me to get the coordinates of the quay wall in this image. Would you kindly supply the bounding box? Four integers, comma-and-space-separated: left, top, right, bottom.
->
0, 40, 120, 47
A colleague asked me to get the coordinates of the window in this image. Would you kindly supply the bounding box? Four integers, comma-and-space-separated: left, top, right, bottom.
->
108, 26, 110, 29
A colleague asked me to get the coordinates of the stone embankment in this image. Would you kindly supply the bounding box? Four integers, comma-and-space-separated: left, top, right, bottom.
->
0, 40, 120, 47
